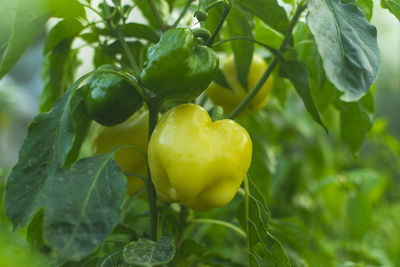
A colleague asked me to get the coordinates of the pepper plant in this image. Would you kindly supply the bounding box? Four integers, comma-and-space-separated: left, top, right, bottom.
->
0, 0, 398, 266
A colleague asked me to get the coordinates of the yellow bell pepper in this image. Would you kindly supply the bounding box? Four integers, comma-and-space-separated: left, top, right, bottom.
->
91, 111, 148, 195
148, 103, 252, 211
206, 54, 274, 115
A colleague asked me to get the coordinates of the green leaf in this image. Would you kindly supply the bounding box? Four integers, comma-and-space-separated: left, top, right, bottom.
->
238, 176, 291, 267
135, 0, 168, 30
43, 154, 126, 260
235, 0, 289, 34
381, 0, 400, 20
280, 60, 327, 131
98, 249, 128, 267
254, 19, 284, 49
44, 18, 83, 55
306, 0, 380, 102
342, 0, 373, 21
214, 68, 234, 92
0, 0, 51, 79
123, 23, 161, 43
40, 39, 79, 113
4, 86, 91, 228
27, 209, 49, 252
48, 0, 86, 19
227, 7, 254, 90
123, 237, 176, 266
339, 93, 373, 153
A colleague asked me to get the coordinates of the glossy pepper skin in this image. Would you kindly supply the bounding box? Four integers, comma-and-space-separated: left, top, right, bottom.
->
206, 54, 274, 115
91, 111, 148, 195
83, 65, 143, 126
140, 28, 219, 101
148, 104, 252, 211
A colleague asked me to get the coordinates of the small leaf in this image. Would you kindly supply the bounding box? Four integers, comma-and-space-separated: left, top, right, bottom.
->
40, 39, 79, 113
307, 0, 380, 102
44, 18, 83, 54
4, 86, 91, 228
227, 7, 254, 90
381, 0, 400, 20
340, 93, 373, 154
235, 0, 289, 34
214, 69, 233, 92
98, 249, 128, 267
123, 237, 176, 266
280, 60, 327, 131
43, 154, 127, 260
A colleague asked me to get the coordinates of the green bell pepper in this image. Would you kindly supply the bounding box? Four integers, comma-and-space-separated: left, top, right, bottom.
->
140, 28, 219, 101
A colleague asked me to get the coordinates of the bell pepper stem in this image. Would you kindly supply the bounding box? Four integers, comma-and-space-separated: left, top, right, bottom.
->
206, 0, 232, 47
146, 100, 161, 240
147, 0, 167, 32
228, 4, 307, 119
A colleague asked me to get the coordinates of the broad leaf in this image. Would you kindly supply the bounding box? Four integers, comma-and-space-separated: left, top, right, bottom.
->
43, 154, 126, 260
381, 0, 400, 20
99, 249, 128, 267
4, 87, 91, 228
44, 18, 83, 55
123, 23, 161, 43
280, 60, 327, 131
235, 0, 289, 34
340, 92, 373, 153
307, 0, 380, 102
227, 7, 254, 90
0, 0, 51, 79
123, 237, 176, 266
40, 39, 79, 113
48, 0, 86, 19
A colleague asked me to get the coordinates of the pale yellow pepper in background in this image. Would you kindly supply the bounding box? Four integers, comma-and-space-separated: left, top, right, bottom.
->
91, 111, 149, 195
148, 103, 252, 211
206, 54, 274, 115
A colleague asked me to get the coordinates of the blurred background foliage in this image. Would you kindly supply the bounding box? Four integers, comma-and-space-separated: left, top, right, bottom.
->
0, 0, 399, 266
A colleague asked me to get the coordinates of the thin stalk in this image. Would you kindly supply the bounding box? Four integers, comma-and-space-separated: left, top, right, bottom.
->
206, 1, 232, 46
228, 4, 306, 119
146, 100, 161, 240
191, 218, 246, 238
147, 0, 167, 32
172, 0, 193, 28
244, 175, 250, 265
115, 28, 141, 77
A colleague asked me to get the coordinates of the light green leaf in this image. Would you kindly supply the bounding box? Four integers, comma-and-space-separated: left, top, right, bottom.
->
43, 154, 126, 260
381, 0, 400, 20
123, 237, 176, 266
48, 0, 86, 19
44, 18, 83, 54
227, 6, 254, 90
235, 0, 289, 34
307, 0, 380, 102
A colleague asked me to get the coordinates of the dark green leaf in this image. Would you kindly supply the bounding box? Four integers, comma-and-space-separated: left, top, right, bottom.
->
123, 237, 176, 266
27, 209, 50, 252
340, 93, 373, 153
43, 154, 126, 260
98, 249, 128, 267
306, 0, 380, 102
80, 32, 99, 44
200, 0, 224, 37
280, 60, 327, 131
235, 0, 289, 34
44, 18, 83, 54
40, 39, 79, 113
227, 7, 254, 90
135, 0, 168, 30
0, 0, 51, 79
123, 23, 160, 43
4, 86, 91, 228
381, 0, 400, 20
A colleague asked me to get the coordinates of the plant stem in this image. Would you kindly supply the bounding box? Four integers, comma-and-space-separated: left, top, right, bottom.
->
115, 27, 141, 77
146, 100, 160, 240
172, 0, 193, 28
191, 218, 246, 238
206, 0, 232, 47
228, 4, 307, 119
244, 175, 250, 265
147, 0, 167, 32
